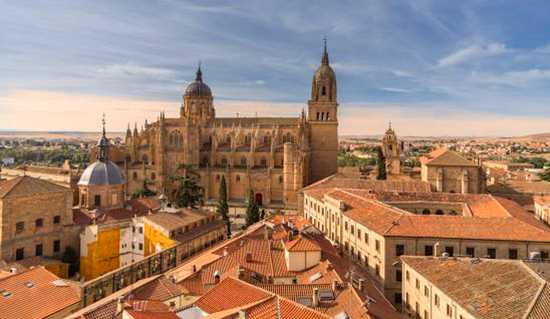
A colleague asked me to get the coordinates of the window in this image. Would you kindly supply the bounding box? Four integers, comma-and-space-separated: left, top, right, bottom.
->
466, 247, 475, 257
405, 293, 410, 310
260, 158, 267, 168
364, 232, 369, 244
139, 243, 143, 250
542, 250, 549, 259
236, 175, 240, 183
424, 245, 434, 256
425, 310, 429, 319
435, 209, 444, 215
406, 270, 410, 281
375, 264, 380, 277
357, 229, 361, 239
444, 246, 454, 257
344, 221, 348, 231
487, 248, 496, 259
35, 244, 43, 257
53, 215, 61, 224
15, 222, 24, 234
151, 172, 156, 180
35, 218, 43, 228
446, 304, 453, 317
350, 225, 354, 235
321, 86, 326, 96
133, 172, 138, 180
394, 293, 402, 304
94, 195, 101, 207
396, 244, 405, 256
434, 294, 440, 307
509, 248, 518, 260
396, 269, 402, 282
53, 240, 60, 253
139, 227, 143, 234
422, 209, 430, 215
415, 278, 420, 289
375, 240, 380, 252
424, 286, 429, 297
278, 175, 283, 184
16, 248, 24, 260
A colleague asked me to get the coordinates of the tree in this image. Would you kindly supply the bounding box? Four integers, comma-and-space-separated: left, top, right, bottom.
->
376, 146, 387, 180
217, 175, 231, 237
245, 189, 260, 227
131, 179, 157, 199
171, 174, 203, 208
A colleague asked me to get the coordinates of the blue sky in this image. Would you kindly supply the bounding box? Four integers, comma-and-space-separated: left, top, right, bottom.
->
1, 0, 550, 136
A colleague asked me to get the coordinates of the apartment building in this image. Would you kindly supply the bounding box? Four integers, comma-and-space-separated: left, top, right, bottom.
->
303, 186, 550, 306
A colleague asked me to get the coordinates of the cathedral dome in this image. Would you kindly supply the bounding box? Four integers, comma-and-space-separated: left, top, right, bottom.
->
78, 160, 125, 186
78, 116, 125, 186
185, 64, 212, 97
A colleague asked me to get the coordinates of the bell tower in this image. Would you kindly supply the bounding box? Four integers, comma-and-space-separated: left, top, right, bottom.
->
307, 39, 338, 183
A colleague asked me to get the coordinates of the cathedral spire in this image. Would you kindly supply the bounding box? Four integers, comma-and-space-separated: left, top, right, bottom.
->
97, 113, 109, 162
195, 61, 203, 82
321, 36, 329, 65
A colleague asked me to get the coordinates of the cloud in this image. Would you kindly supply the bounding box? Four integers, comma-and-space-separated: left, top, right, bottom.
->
472, 69, 550, 87
97, 64, 176, 80
380, 87, 415, 93
437, 42, 508, 67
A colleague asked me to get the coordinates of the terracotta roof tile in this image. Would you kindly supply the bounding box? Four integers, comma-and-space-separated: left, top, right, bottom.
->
0, 176, 70, 198
285, 236, 321, 252
401, 257, 546, 319
0, 267, 80, 319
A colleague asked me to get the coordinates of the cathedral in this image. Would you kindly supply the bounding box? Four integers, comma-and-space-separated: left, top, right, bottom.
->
121, 43, 339, 208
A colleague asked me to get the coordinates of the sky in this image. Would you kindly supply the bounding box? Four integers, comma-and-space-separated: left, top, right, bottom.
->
1, 0, 550, 136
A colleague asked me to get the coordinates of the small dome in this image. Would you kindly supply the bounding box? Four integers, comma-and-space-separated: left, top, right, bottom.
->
314, 64, 336, 81
78, 160, 125, 186
185, 64, 212, 97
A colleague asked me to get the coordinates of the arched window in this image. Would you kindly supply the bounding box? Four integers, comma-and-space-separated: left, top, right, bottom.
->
435, 209, 444, 215
326, 112, 330, 120
316, 112, 320, 120
169, 130, 183, 149
240, 157, 247, 167
422, 209, 430, 215
322, 86, 326, 96
236, 175, 240, 182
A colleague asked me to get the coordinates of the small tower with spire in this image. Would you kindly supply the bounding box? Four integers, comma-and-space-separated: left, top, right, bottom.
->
382, 122, 401, 175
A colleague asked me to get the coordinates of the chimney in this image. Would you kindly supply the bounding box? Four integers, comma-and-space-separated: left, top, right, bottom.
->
312, 287, 319, 307
116, 296, 125, 314
245, 252, 253, 263
433, 242, 440, 257
238, 310, 248, 319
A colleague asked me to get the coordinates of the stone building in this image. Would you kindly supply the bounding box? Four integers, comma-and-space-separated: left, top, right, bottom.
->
401, 256, 550, 319
381, 123, 401, 176
78, 118, 126, 210
302, 185, 550, 307
121, 43, 339, 209
420, 148, 486, 194
0, 176, 78, 263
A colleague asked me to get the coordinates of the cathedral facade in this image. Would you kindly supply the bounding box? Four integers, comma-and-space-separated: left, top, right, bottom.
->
122, 44, 338, 208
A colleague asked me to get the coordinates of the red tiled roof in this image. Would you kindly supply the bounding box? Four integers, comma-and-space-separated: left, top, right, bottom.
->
132, 276, 185, 301
285, 236, 321, 252
0, 176, 70, 198
0, 267, 80, 319
195, 277, 272, 314
420, 148, 478, 166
